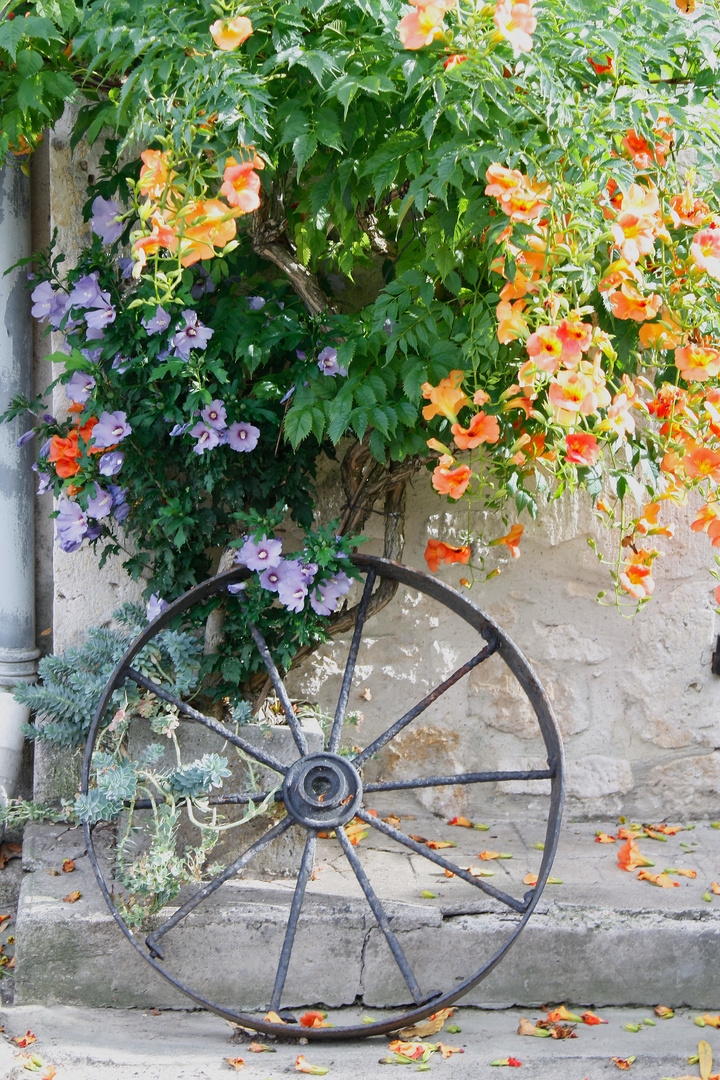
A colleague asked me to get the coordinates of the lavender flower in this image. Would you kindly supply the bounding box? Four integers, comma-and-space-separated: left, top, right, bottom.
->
37, 474, 52, 496
227, 583, 247, 594
91, 196, 124, 245
277, 565, 309, 612
56, 498, 87, 553
65, 371, 96, 404
309, 571, 353, 616
146, 594, 169, 622
86, 484, 112, 519
201, 399, 227, 430
111, 354, 130, 374
113, 500, 131, 523
189, 421, 220, 455
295, 350, 306, 360
235, 534, 283, 572
279, 387, 295, 404
172, 310, 214, 358
30, 281, 69, 328
85, 523, 103, 542
142, 305, 171, 335
39, 438, 51, 459
317, 346, 346, 378
247, 296, 266, 311
16, 429, 35, 448
92, 410, 132, 448
68, 273, 103, 310
190, 267, 216, 299
98, 451, 125, 477
227, 421, 260, 452
85, 290, 116, 331
169, 422, 191, 437
118, 257, 134, 279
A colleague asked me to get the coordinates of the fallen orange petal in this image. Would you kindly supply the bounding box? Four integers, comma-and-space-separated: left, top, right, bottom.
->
546, 1006, 582, 1023
523, 873, 538, 886
701, 1014, 720, 1028
12, 1031, 37, 1047
637, 870, 679, 888
426, 840, 456, 849
617, 838, 654, 872
226, 1058, 244, 1071
711, 882, 720, 895
437, 1042, 464, 1058
63, 891, 81, 903
582, 1011, 607, 1025
262, 1011, 285, 1024
612, 1057, 636, 1069
595, 832, 616, 843
448, 816, 473, 828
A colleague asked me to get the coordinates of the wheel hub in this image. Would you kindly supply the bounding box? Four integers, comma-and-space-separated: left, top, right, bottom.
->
282, 752, 363, 830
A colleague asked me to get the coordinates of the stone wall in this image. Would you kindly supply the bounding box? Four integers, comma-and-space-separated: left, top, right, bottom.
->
32, 122, 720, 819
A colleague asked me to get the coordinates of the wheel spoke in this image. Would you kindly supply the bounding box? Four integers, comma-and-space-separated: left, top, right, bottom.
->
329, 570, 376, 754
355, 808, 527, 914
244, 621, 309, 755
144, 816, 293, 960
123, 668, 288, 775
353, 639, 498, 768
270, 831, 317, 1011
364, 768, 555, 793
336, 824, 424, 1005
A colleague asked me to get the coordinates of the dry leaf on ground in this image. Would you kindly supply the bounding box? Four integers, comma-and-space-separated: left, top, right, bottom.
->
61, 859, 75, 873
398, 1010, 454, 1039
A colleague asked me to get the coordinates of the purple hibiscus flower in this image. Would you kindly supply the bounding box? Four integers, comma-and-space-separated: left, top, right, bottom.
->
39, 438, 52, 459
226, 421, 260, 452
56, 498, 87, 553
111, 354, 130, 374
85, 289, 116, 331
68, 273, 103, 310
92, 411, 132, 448
317, 346, 346, 378
172, 310, 214, 358
146, 594, 169, 622
235, 534, 283, 572
91, 196, 124, 245
85, 523, 103, 542
169, 422, 191, 437
190, 267, 216, 299
118, 257, 134, 279
227, 582, 247, 595
247, 296, 266, 311
201, 399, 227, 430
30, 281, 71, 328
189, 421, 220, 454
98, 451, 125, 477
107, 484, 130, 523
86, 484, 113, 519
309, 571, 353, 616
142, 305, 171, 335
37, 473, 52, 496
277, 567, 309, 613
65, 370, 96, 404
16, 429, 35, 448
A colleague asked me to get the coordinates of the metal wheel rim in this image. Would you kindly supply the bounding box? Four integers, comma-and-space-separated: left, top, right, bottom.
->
82, 554, 565, 1040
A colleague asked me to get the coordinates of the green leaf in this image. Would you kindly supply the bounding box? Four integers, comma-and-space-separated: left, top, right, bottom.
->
284, 408, 313, 449
293, 131, 317, 178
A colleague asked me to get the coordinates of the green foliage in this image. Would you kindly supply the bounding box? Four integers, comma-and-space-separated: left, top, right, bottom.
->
15, 604, 202, 747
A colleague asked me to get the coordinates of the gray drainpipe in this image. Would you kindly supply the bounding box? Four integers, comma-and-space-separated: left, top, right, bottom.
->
0, 161, 40, 803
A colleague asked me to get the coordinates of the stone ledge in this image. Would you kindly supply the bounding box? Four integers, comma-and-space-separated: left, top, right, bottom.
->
14, 819, 720, 1011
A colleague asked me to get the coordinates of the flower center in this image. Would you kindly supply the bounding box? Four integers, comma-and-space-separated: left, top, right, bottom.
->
258, 550, 268, 559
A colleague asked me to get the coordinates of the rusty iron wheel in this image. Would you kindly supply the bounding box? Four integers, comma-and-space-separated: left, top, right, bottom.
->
83, 554, 565, 1040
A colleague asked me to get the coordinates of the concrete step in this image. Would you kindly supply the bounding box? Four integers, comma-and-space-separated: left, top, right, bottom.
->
1, 1004, 719, 1080
14, 816, 720, 1011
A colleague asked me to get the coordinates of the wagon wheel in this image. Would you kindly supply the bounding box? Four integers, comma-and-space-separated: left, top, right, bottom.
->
82, 554, 565, 1041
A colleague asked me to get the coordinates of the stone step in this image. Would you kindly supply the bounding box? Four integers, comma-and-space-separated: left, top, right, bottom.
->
14, 818, 720, 1011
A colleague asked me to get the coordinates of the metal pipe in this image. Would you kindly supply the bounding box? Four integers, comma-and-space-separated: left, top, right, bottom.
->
0, 160, 39, 803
